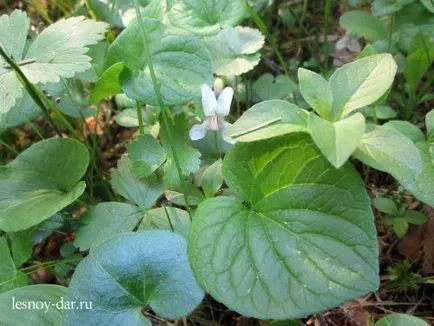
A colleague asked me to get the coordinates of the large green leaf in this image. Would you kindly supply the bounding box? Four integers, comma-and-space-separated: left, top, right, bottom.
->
110, 156, 164, 210
340, 11, 387, 41
65, 231, 204, 324
105, 17, 212, 106
204, 27, 264, 76
0, 237, 27, 293
329, 54, 397, 119
0, 285, 68, 326
0, 138, 89, 232
74, 202, 143, 251
308, 112, 366, 168
189, 133, 379, 319
227, 100, 309, 142
168, 0, 246, 36
298, 68, 333, 119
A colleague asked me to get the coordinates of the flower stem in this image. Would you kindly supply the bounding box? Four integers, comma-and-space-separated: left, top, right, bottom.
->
133, 0, 192, 218
136, 101, 145, 135
214, 130, 220, 158
323, 0, 332, 73
245, 1, 290, 77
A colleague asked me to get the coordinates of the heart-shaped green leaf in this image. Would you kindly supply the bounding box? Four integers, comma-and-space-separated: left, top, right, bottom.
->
308, 112, 366, 168
105, 17, 212, 106
65, 231, 204, 324
189, 134, 379, 319
0, 138, 89, 232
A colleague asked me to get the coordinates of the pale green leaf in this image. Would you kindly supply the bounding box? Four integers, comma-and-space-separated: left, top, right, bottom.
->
200, 159, 223, 197
227, 100, 309, 142
340, 11, 388, 41
65, 231, 204, 324
168, 0, 246, 36
106, 17, 213, 106
138, 206, 191, 238
0, 10, 29, 64
74, 202, 143, 251
21, 16, 108, 84
354, 126, 434, 206
308, 112, 366, 168
126, 135, 166, 178
0, 138, 89, 232
298, 68, 333, 119
383, 120, 425, 143
0, 285, 68, 326
329, 54, 397, 119
204, 27, 265, 76
0, 72, 23, 114
0, 92, 39, 129
354, 124, 422, 173
110, 156, 164, 210
189, 133, 378, 319
253, 73, 298, 101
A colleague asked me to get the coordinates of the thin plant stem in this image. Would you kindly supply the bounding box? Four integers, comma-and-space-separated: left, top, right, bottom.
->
27, 121, 45, 140
0, 45, 62, 137
136, 101, 145, 135
133, 0, 192, 218
213, 130, 220, 159
245, 1, 290, 77
388, 13, 395, 53
0, 138, 19, 155
323, 0, 332, 73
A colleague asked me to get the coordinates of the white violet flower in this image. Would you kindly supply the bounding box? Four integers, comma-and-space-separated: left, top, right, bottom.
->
189, 83, 234, 142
